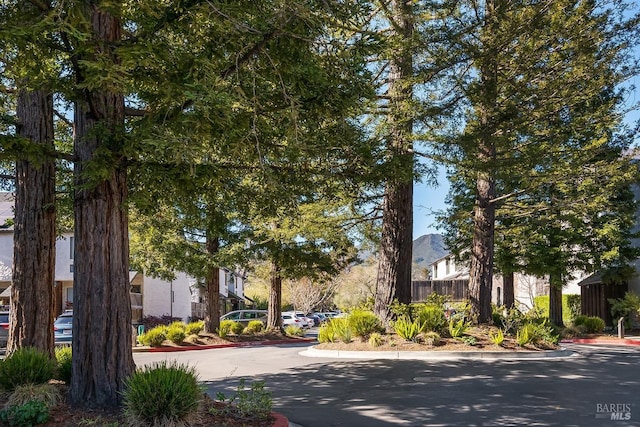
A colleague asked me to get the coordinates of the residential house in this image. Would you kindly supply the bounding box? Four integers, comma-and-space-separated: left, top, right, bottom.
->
413, 252, 582, 309
0, 193, 250, 323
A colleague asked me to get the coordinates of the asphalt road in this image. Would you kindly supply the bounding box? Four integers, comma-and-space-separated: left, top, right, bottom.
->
133, 343, 640, 427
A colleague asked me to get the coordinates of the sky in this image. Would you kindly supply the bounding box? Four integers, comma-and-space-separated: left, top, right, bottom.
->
413, 169, 449, 238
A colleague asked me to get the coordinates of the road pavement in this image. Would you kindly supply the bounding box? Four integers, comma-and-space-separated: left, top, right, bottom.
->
134, 342, 640, 426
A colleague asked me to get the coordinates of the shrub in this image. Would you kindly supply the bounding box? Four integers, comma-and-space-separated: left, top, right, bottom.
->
489, 329, 505, 346
368, 332, 383, 347
581, 316, 605, 334
185, 320, 205, 336
0, 400, 49, 426
609, 292, 640, 328
318, 323, 336, 343
331, 318, 352, 343
348, 310, 382, 339
6, 383, 62, 408
562, 325, 587, 338
492, 306, 525, 335
231, 321, 244, 335
460, 336, 477, 346
243, 320, 264, 334
394, 316, 422, 342
123, 361, 203, 427
218, 320, 236, 338
423, 331, 441, 346
573, 315, 589, 327
0, 348, 56, 392
138, 326, 167, 347
284, 325, 304, 337
54, 346, 72, 383
448, 319, 469, 338
167, 323, 187, 345
415, 305, 447, 334
516, 324, 532, 346
534, 295, 580, 324
142, 314, 182, 331
424, 293, 451, 308
213, 379, 272, 422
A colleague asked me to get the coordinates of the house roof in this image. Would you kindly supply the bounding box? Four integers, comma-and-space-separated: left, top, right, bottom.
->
577, 272, 603, 286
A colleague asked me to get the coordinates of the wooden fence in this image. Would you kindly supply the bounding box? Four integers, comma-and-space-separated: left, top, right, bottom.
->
412, 280, 469, 302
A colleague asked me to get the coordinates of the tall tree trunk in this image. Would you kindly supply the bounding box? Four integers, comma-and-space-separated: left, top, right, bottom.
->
266, 262, 283, 331
549, 272, 564, 327
503, 270, 515, 309
70, 2, 134, 407
9, 90, 56, 356
374, 0, 414, 327
468, 0, 499, 324
205, 235, 220, 334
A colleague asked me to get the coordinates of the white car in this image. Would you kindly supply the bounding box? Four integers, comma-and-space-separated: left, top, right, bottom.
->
283, 311, 312, 328
282, 314, 303, 328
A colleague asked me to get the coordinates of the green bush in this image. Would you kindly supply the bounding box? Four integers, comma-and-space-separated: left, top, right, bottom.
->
243, 320, 264, 334
582, 316, 605, 333
348, 310, 382, 339
0, 400, 49, 426
54, 346, 72, 383
534, 295, 580, 324
185, 320, 205, 336
368, 332, 383, 347
492, 306, 525, 335
415, 304, 447, 334
213, 379, 272, 422
394, 316, 422, 342
167, 323, 187, 345
138, 326, 167, 347
0, 348, 56, 392
6, 383, 62, 409
331, 318, 352, 343
423, 331, 441, 346
318, 323, 336, 343
489, 329, 505, 346
284, 325, 304, 337
516, 322, 559, 346
609, 292, 640, 328
218, 320, 236, 338
448, 319, 469, 338
516, 324, 533, 346
231, 321, 244, 335
573, 315, 589, 327
123, 361, 203, 427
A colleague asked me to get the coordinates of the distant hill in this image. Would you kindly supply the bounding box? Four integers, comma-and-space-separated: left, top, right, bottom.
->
413, 234, 448, 268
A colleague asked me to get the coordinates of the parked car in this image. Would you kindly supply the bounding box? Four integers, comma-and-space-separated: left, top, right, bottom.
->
283, 311, 313, 328
306, 314, 322, 327
220, 310, 267, 326
0, 311, 9, 348
281, 314, 303, 328
54, 310, 73, 345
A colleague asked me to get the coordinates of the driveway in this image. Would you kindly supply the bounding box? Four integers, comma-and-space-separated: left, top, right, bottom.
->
134, 343, 640, 426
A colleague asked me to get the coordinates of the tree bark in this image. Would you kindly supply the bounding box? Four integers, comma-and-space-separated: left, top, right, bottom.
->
549, 272, 564, 327
70, 2, 134, 408
468, 0, 500, 324
9, 90, 56, 357
204, 235, 220, 334
374, 0, 414, 327
266, 262, 283, 331
503, 270, 515, 309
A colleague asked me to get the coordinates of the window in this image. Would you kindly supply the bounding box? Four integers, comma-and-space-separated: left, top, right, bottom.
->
69, 237, 74, 260
66, 288, 73, 304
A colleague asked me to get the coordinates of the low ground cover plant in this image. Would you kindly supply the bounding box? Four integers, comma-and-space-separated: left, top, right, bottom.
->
348, 310, 383, 339
0, 347, 56, 392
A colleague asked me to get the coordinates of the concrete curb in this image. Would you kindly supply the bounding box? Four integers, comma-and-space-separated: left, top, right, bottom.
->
299, 345, 577, 361
133, 338, 315, 353
560, 338, 640, 346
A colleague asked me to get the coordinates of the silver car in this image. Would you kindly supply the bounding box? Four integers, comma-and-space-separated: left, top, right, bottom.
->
220, 309, 267, 326
0, 311, 8, 347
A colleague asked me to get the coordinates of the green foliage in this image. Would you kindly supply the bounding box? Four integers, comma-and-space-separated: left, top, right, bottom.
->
580, 316, 605, 334
0, 400, 49, 427
331, 318, 352, 343
6, 383, 62, 409
0, 348, 56, 392
368, 332, 383, 347
394, 317, 422, 342
167, 323, 187, 345
422, 331, 441, 346
284, 325, 304, 337
123, 361, 203, 427
516, 324, 533, 346
489, 329, 505, 346
54, 346, 72, 383
534, 295, 581, 324
218, 320, 236, 338
318, 323, 336, 343
424, 293, 451, 308
389, 300, 412, 319
415, 305, 447, 334
448, 319, 469, 338
138, 326, 167, 347
231, 321, 244, 335
609, 292, 640, 328
185, 321, 205, 336
347, 310, 382, 339
213, 379, 272, 422
243, 320, 265, 334
460, 336, 477, 346
516, 322, 559, 346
